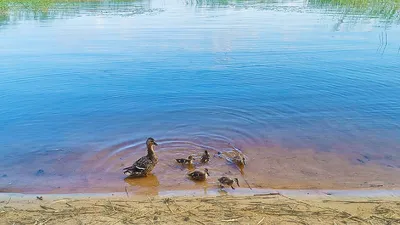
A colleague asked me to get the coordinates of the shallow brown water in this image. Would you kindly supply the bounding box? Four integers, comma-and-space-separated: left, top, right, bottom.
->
2, 140, 400, 194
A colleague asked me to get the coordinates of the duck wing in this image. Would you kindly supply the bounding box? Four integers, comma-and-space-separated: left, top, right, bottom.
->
176, 159, 187, 163
123, 155, 151, 174
218, 176, 231, 184
200, 154, 209, 163
188, 171, 204, 179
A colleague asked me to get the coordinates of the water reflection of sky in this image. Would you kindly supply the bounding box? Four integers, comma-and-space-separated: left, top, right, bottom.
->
0, 0, 399, 166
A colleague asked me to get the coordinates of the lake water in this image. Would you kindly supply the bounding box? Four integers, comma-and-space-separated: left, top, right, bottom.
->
1, 0, 400, 194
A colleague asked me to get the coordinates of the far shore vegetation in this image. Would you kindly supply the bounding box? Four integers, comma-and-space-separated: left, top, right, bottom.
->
0, 0, 399, 24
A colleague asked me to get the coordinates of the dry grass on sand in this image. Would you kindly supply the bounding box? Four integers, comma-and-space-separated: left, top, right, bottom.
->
1, 193, 400, 225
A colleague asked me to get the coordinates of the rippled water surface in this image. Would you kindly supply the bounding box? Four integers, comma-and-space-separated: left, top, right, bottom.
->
0, 0, 399, 193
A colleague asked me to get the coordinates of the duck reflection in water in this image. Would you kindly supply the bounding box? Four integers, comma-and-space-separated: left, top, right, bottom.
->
124, 174, 160, 195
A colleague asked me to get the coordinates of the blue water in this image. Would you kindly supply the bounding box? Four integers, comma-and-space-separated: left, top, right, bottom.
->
0, 0, 400, 192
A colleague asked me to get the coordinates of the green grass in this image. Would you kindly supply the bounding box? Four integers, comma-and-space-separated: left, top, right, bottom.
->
0, 0, 142, 25
182, 0, 399, 23
0, 0, 399, 23
0, 0, 138, 15
308, 0, 400, 22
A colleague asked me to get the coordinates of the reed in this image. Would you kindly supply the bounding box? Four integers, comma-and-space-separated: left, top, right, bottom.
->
0, 0, 399, 23
308, 0, 400, 22
0, 0, 141, 25
0, 0, 138, 15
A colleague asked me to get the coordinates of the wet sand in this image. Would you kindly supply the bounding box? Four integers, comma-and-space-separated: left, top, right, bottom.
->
1, 191, 400, 225
1, 144, 400, 194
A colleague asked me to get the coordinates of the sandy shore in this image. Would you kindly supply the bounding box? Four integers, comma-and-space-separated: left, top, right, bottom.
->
1, 190, 400, 225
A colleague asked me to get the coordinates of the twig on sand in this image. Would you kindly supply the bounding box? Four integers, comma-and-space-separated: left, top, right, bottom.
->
108, 200, 116, 212
166, 203, 174, 213
134, 215, 147, 220
5, 197, 11, 205
195, 219, 206, 225
257, 217, 265, 225
34, 218, 51, 225
182, 205, 201, 214
222, 218, 240, 222
40, 205, 56, 211
253, 193, 280, 197
323, 200, 383, 204
279, 194, 312, 208
43, 218, 52, 224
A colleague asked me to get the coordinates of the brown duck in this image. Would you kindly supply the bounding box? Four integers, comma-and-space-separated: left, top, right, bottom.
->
232, 154, 246, 167
123, 137, 158, 177
218, 177, 240, 189
200, 150, 210, 163
187, 168, 210, 181
176, 155, 195, 165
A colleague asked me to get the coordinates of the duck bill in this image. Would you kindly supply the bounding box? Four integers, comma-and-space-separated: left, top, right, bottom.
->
153, 142, 158, 146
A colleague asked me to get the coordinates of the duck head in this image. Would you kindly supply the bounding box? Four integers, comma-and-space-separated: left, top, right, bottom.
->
146, 137, 158, 150
204, 168, 210, 176
234, 178, 240, 187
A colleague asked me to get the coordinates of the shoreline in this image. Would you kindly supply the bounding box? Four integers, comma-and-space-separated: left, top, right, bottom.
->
2, 189, 400, 225
2, 188, 400, 200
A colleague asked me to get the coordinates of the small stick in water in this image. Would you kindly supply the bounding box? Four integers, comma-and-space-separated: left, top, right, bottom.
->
243, 177, 252, 190
233, 163, 252, 190
125, 186, 129, 198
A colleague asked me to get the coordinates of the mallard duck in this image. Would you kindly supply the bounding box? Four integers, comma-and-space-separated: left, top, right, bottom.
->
218, 177, 240, 189
187, 168, 209, 181
176, 155, 194, 165
200, 150, 210, 163
123, 137, 158, 177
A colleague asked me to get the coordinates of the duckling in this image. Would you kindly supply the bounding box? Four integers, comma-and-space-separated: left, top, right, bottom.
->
123, 137, 158, 177
218, 177, 240, 189
176, 155, 195, 165
232, 154, 246, 167
200, 150, 210, 163
187, 168, 210, 181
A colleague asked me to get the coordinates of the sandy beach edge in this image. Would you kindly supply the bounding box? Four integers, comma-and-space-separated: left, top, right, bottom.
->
2, 188, 400, 200
1, 189, 400, 224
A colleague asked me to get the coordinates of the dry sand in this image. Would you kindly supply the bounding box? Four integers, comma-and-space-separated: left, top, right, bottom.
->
1, 191, 400, 225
